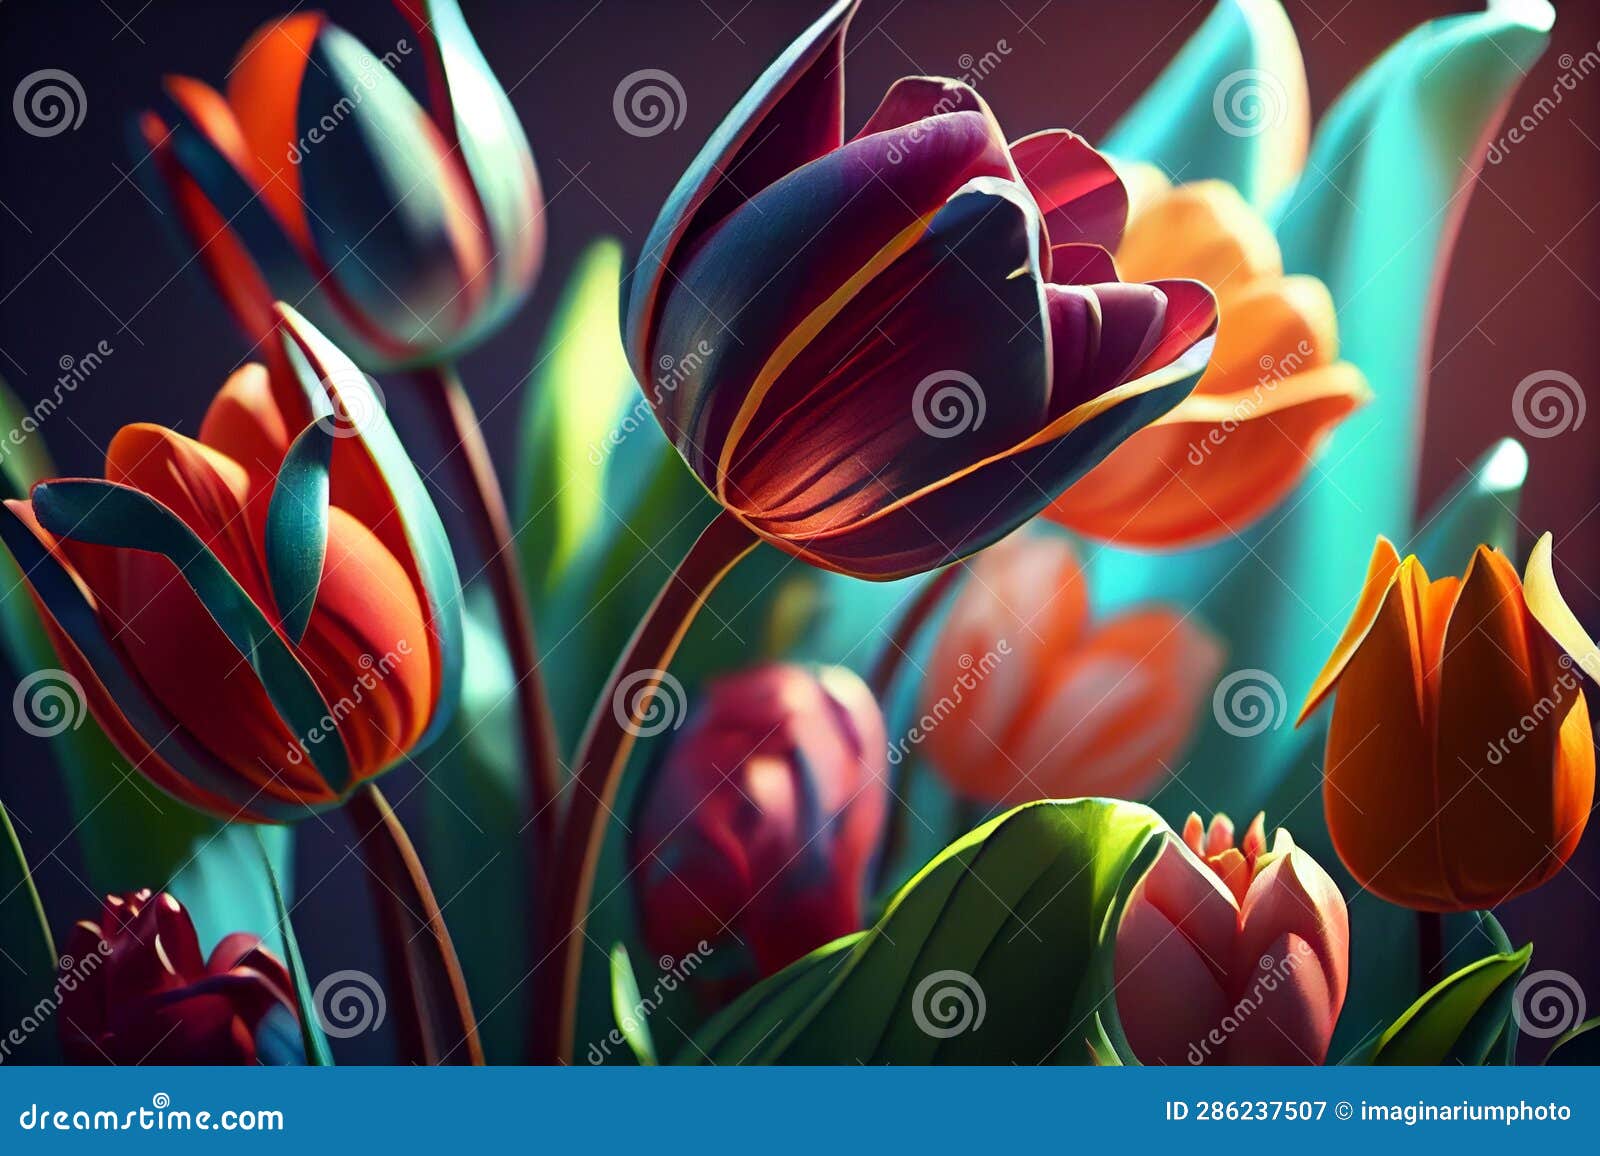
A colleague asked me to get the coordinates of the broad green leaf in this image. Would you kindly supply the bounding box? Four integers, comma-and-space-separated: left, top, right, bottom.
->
264, 423, 334, 644
1094, 0, 1553, 826
609, 943, 657, 1065
1367, 944, 1531, 1065
682, 799, 1165, 1064
0, 797, 58, 1062
256, 829, 330, 1065
1104, 0, 1308, 208
1545, 1017, 1600, 1065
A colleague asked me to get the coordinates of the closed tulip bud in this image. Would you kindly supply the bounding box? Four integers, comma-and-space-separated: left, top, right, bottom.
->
1298, 534, 1597, 911
624, 0, 1217, 580
921, 531, 1223, 804
1115, 813, 1349, 1065
60, 891, 298, 1065
139, 0, 542, 370
631, 664, 887, 978
1047, 173, 1370, 547
0, 309, 464, 822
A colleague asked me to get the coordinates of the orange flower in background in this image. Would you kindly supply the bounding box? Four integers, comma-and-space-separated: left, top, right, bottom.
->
1047, 173, 1370, 547
920, 532, 1223, 804
1298, 534, 1597, 911
0, 312, 463, 823
1115, 812, 1349, 1065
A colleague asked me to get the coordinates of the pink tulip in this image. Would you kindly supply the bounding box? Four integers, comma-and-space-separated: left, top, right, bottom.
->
1114, 813, 1349, 1065
631, 664, 887, 979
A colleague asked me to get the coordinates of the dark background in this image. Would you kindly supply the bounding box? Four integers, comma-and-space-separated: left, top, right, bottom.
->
1, 0, 1596, 1062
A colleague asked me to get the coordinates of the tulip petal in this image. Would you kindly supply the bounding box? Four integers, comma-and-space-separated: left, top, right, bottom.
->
31, 480, 352, 794
198, 365, 293, 481
1523, 531, 1600, 681
223, 13, 324, 246
1115, 180, 1281, 298
1223, 932, 1335, 1064
623, 0, 856, 376
1114, 880, 1231, 1065
1297, 536, 1401, 723
264, 424, 333, 643
1238, 839, 1349, 1010
1009, 129, 1127, 251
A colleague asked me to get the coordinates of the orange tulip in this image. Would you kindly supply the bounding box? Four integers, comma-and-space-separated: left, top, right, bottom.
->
1298, 534, 1597, 911
0, 311, 463, 822
918, 532, 1222, 804
1115, 812, 1349, 1065
1046, 174, 1370, 547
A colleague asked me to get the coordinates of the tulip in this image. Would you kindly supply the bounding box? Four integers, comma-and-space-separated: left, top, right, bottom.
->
1297, 534, 1597, 911
0, 309, 463, 823
1046, 173, 1371, 546
920, 531, 1223, 804
1115, 812, 1349, 1065
139, 0, 542, 371
59, 890, 298, 1065
631, 664, 887, 978
622, 0, 1218, 581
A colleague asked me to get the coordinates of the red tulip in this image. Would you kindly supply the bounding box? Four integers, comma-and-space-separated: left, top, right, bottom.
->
1115, 813, 1349, 1065
622, 0, 1216, 580
0, 310, 463, 822
631, 664, 887, 977
59, 890, 298, 1065
139, 0, 542, 370
920, 531, 1223, 803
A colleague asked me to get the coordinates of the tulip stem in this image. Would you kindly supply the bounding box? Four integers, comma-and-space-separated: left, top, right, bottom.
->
346, 783, 484, 1065
867, 565, 964, 897
413, 368, 561, 889
1417, 909, 1445, 991
532, 508, 758, 1064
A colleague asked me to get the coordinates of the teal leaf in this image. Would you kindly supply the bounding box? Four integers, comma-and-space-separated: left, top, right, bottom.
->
277, 305, 464, 752
30, 479, 351, 795
609, 943, 658, 1066
1104, 0, 1307, 208
1367, 945, 1532, 1065
256, 829, 331, 1065
1412, 437, 1527, 572
1, 797, 58, 1062
264, 423, 334, 644
681, 800, 1165, 1064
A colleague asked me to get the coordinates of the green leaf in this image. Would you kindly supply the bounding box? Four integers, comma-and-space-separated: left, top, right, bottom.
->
1545, 1017, 1600, 1065
0, 797, 58, 1062
256, 829, 332, 1065
1412, 437, 1527, 572
264, 423, 334, 644
1104, 0, 1307, 208
609, 943, 657, 1065
1368, 944, 1532, 1065
681, 799, 1165, 1064
0, 376, 54, 504
31, 479, 352, 795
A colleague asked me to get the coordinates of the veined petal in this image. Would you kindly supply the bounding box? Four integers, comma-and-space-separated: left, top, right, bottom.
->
1009, 129, 1127, 252
1298, 536, 1401, 723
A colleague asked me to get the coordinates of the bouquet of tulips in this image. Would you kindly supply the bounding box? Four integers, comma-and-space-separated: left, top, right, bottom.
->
1, 0, 1594, 1069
